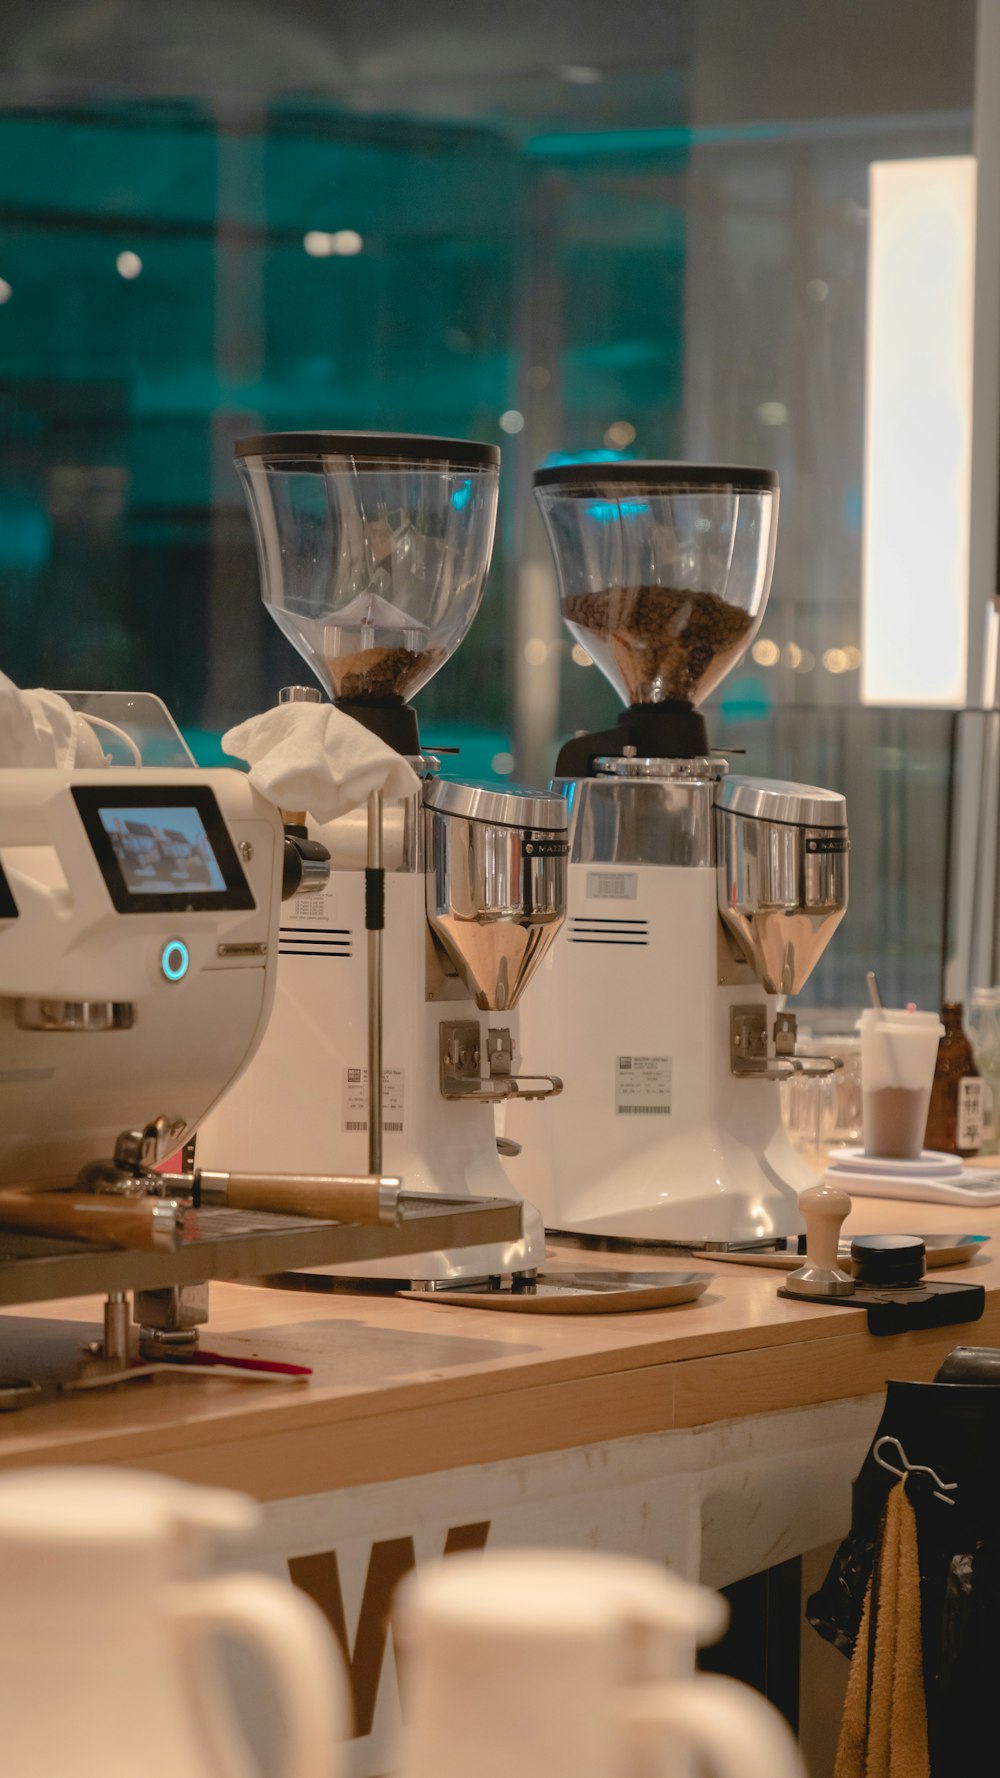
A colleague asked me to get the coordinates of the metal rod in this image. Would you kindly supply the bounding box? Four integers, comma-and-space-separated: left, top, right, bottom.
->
103, 1290, 130, 1366
981, 599, 1000, 707
366, 789, 384, 1177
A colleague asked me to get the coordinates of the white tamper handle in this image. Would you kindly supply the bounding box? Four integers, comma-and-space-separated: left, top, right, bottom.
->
783, 1181, 855, 1298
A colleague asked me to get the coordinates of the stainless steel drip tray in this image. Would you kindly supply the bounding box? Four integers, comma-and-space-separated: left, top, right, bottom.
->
398, 1270, 712, 1314
0, 1196, 523, 1309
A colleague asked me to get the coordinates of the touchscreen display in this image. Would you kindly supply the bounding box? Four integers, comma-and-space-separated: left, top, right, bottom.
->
72, 784, 255, 914
98, 806, 226, 896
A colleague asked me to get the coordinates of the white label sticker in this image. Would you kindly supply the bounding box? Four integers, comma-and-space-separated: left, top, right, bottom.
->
289, 887, 337, 926
615, 1055, 672, 1115
343, 1067, 405, 1134
958, 1076, 984, 1150
587, 871, 639, 901
983, 1081, 997, 1143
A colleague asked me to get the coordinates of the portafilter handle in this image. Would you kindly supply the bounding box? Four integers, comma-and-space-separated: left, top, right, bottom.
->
782, 1182, 855, 1299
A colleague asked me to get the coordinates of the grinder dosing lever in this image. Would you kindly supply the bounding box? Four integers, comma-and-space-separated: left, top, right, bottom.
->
439, 1022, 563, 1104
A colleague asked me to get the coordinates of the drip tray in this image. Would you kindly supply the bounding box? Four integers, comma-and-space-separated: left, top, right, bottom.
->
0, 1196, 523, 1309
399, 1270, 712, 1314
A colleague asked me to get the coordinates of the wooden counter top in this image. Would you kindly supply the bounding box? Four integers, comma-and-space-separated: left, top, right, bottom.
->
1, 1197, 998, 1499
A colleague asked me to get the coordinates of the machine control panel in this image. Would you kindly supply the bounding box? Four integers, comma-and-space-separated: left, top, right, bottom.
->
72, 785, 256, 915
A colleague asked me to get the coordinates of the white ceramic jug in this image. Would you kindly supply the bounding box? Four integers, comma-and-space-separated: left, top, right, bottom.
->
0, 1467, 349, 1778
393, 1548, 805, 1778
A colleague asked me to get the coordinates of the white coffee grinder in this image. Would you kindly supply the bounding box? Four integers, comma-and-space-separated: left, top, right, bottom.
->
196, 433, 567, 1285
506, 462, 849, 1247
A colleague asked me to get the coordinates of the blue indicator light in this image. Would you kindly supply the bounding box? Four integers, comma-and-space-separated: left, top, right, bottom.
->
161, 939, 190, 982
451, 478, 472, 510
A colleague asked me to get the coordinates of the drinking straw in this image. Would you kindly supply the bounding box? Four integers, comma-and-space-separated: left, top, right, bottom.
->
865, 969, 906, 1095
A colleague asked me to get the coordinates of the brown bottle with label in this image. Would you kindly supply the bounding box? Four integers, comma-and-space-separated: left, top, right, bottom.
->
924, 1002, 983, 1157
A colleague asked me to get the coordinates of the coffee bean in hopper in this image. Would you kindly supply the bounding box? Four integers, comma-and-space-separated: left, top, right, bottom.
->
563, 585, 753, 704
323, 644, 447, 701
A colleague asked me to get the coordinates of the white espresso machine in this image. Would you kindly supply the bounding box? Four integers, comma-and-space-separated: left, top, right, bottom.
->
0, 686, 528, 1389
506, 462, 849, 1248
196, 433, 567, 1285
0, 750, 286, 1191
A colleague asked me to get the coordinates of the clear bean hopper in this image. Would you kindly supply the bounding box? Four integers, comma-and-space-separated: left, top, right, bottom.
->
235, 432, 500, 754
534, 461, 778, 767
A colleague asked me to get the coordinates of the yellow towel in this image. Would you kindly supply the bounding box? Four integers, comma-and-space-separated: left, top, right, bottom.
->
835, 1478, 930, 1778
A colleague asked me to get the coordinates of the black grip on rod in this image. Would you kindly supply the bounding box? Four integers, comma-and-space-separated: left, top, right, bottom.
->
365, 867, 385, 931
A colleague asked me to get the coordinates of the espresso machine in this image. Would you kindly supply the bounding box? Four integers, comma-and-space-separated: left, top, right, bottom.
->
0, 684, 528, 1394
196, 433, 567, 1284
505, 462, 849, 1247
0, 752, 285, 1191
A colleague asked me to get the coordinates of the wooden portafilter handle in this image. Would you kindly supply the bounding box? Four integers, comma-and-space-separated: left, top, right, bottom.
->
223, 1173, 401, 1226
157, 1171, 403, 1227
782, 1182, 855, 1299
0, 1191, 182, 1252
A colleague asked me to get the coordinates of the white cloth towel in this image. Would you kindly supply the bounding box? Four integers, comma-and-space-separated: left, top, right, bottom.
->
0, 672, 106, 768
222, 701, 420, 823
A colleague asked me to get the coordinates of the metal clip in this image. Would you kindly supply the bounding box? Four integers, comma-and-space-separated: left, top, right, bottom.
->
729, 1006, 843, 1082
112, 1116, 187, 1176
874, 1436, 957, 1506
439, 1021, 562, 1103
486, 1028, 514, 1078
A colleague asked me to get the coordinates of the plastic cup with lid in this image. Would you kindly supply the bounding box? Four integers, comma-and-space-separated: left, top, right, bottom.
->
858, 1007, 945, 1160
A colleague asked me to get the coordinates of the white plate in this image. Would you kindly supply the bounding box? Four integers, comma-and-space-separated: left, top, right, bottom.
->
831, 1171, 1000, 1207
829, 1147, 964, 1179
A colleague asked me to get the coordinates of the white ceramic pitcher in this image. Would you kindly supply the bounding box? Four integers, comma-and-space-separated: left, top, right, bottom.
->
393, 1548, 805, 1778
0, 1467, 349, 1778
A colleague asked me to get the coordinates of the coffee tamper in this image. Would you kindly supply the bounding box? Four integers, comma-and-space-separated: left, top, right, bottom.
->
781, 1182, 855, 1299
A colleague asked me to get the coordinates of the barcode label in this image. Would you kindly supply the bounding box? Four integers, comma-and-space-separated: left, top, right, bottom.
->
618, 1105, 671, 1115
343, 1066, 405, 1134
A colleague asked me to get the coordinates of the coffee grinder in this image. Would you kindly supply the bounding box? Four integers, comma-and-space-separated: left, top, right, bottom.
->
505, 462, 849, 1247
196, 433, 567, 1284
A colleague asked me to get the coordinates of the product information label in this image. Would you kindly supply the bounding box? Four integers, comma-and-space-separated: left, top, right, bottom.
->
343, 1067, 405, 1134
958, 1076, 984, 1151
983, 1081, 997, 1144
587, 871, 639, 901
290, 888, 337, 926
615, 1055, 672, 1115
